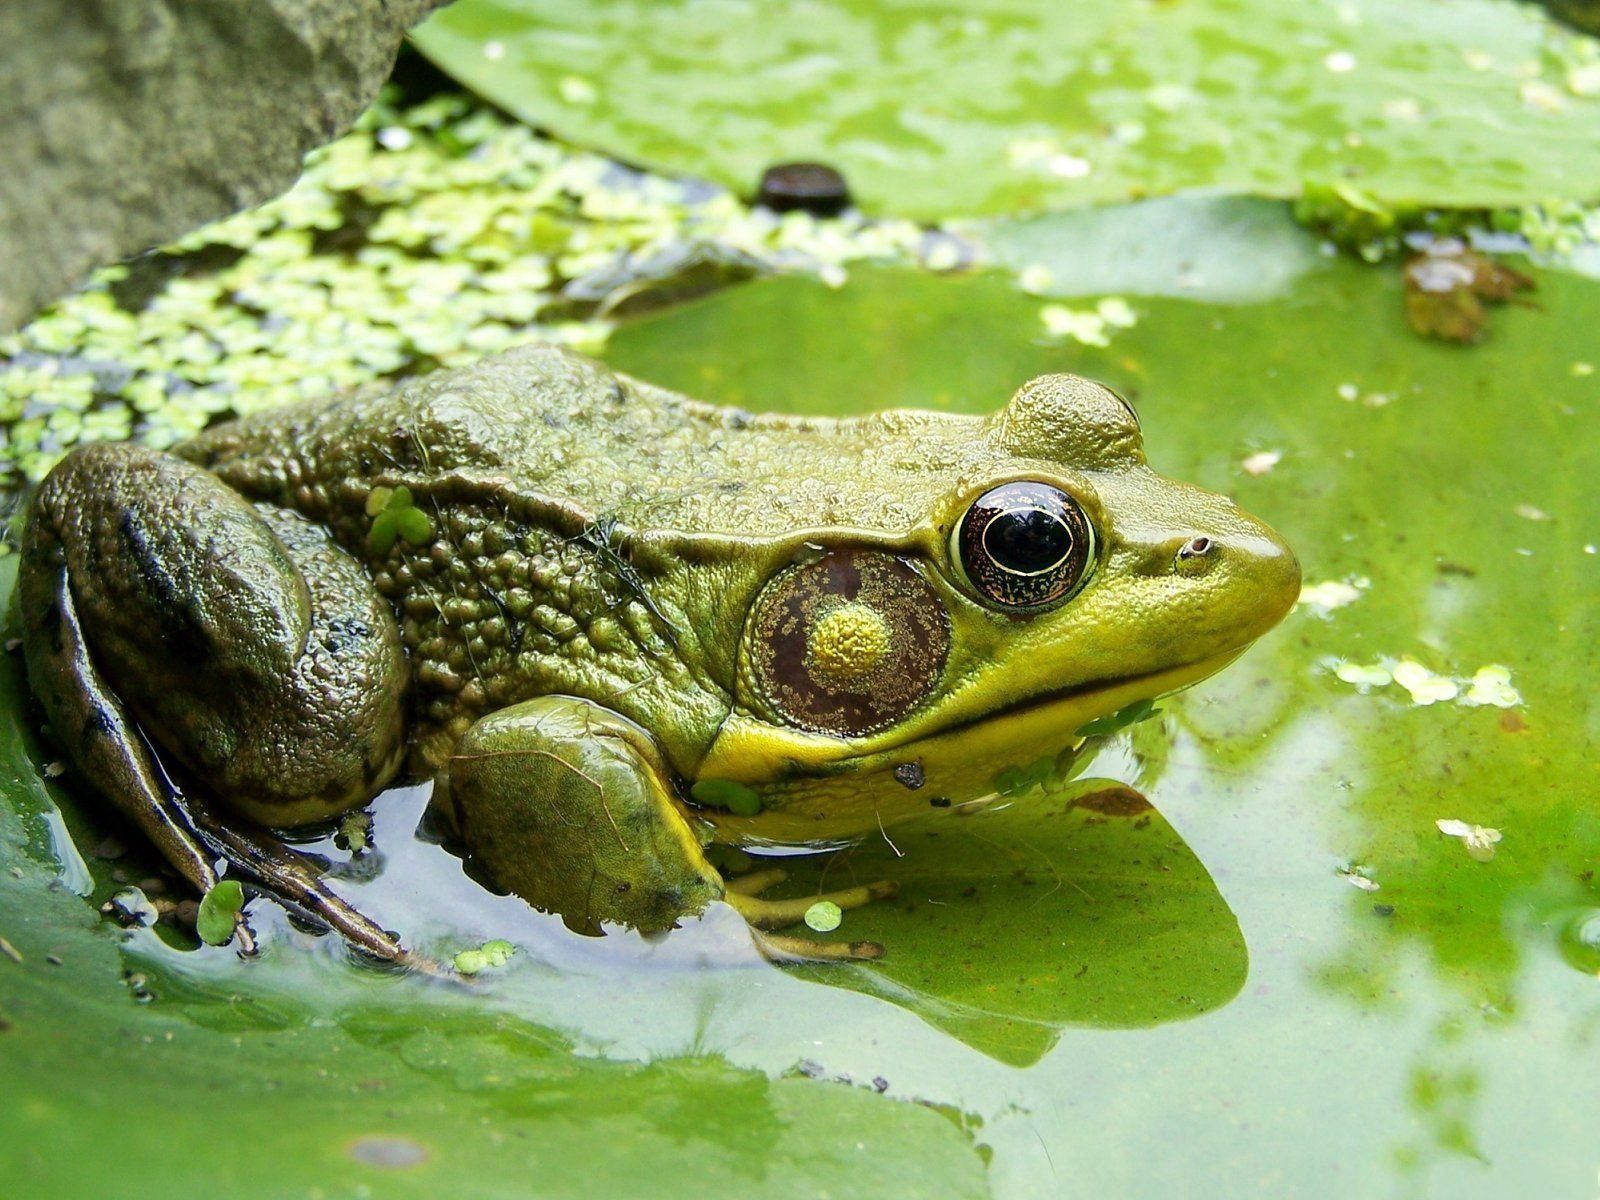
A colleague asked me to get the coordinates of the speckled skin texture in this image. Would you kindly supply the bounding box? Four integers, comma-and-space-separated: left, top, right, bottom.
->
172, 344, 1297, 786
18, 343, 1300, 944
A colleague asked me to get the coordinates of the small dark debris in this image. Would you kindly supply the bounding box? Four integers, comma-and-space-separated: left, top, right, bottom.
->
1074, 963, 1089, 978
960, 885, 977, 898
91, 837, 126, 860
872, 1076, 890, 1093
755, 162, 851, 216
928, 795, 952, 808
123, 970, 155, 1003
1499, 711, 1527, 734
45, 954, 62, 966
797, 1058, 826, 1079
892, 761, 925, 790
1435, 559, 1477, 578
1373, 903, 1396, 918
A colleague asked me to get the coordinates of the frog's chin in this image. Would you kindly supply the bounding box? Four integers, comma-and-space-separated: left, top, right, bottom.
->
699, 647, 1246, 786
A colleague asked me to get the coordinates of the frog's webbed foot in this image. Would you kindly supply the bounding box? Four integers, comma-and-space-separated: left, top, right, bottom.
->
18, 443, 413, 967
724, 878, 898, 927
182, 792, 417, 966
722, 866, 789, 896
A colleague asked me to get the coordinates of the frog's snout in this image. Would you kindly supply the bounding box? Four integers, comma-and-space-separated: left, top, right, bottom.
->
1144, 514, 1301, 642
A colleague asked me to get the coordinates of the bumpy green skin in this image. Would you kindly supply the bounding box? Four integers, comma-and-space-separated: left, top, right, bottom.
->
17, 343, 1300, 941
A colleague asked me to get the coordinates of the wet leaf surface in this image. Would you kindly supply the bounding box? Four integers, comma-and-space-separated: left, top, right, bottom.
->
413, 0, 1600, 219
0, 631, 990, 1198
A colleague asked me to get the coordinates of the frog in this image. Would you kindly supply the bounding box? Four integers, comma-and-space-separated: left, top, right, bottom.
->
16, 343, 1299, 963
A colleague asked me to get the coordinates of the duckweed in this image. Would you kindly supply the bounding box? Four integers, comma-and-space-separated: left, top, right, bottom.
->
0, 90, 975, 506
804, 901, 843, 933
366, 486, 435, 556
454, 938, 516, 975
195, 879, 246, 946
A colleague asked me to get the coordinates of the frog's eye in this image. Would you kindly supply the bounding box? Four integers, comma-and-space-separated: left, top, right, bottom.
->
952, 482, 1096, 610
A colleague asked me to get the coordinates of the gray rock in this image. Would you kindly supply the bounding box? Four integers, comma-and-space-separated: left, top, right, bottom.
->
0, 0, 450, 331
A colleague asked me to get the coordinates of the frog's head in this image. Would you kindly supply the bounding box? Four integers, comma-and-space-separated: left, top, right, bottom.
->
701, 373, 1299, 787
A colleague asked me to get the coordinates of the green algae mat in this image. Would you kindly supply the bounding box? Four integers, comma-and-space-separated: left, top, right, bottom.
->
5, 3, 1600, 1197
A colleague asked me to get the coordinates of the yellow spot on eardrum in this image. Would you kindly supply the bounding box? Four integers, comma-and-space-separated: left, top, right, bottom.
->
805, 602, 892, 688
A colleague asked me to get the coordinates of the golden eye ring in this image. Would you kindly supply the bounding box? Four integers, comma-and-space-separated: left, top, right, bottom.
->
952, 481, 1096, 610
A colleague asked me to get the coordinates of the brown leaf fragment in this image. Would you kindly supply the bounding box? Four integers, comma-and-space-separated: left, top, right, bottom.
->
1403, 239, 1535, 343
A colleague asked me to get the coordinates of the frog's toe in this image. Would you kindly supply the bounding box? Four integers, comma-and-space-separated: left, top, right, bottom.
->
724, 878, 898, 930
723, 866, 788, 896
751, 930, 886, 963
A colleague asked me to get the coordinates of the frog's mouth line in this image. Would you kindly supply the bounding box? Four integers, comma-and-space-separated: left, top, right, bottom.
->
1002, 646, 1244, 726
878, 646, 1249, 765
697, 647, 1248, 787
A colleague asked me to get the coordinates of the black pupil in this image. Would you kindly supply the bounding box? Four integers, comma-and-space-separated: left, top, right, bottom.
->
986, 507, 1071, 574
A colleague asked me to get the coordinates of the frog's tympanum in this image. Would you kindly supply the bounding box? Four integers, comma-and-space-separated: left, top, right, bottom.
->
18, 345, 1298, 962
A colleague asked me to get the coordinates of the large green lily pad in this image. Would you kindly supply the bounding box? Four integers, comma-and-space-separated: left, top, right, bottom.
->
412, 0, 1600, 219
4, 97, 1600, 1195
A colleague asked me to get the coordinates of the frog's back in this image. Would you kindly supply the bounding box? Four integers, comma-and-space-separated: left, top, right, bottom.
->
181, 343, 990, 538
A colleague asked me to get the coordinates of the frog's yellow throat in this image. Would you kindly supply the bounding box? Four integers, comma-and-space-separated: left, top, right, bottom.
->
746, 549, 950, 738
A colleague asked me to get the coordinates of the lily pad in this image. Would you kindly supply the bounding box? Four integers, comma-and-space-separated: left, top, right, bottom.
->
789, 777, 1248, 1066
412, 0, 1600, 218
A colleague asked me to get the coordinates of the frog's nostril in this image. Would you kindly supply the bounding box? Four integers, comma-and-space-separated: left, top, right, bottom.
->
1173, 535, 1217, 575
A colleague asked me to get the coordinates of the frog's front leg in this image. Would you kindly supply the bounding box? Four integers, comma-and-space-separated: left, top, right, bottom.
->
17, 443, 411, 961
445, 696, 890, 961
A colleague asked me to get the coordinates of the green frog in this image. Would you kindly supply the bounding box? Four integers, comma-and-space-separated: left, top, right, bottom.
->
17, 344, 1298, 962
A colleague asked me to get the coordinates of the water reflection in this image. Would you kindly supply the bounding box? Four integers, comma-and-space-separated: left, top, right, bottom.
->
272, 736, 1248, 1068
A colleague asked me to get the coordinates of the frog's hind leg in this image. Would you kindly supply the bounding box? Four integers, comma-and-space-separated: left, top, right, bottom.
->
17, 443, 412, 963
